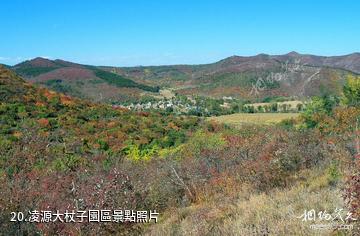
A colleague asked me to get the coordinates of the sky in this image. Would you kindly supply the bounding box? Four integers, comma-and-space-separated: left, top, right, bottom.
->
1, 0, 359, 66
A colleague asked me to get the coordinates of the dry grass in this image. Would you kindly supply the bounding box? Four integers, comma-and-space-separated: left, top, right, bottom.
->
160, 89, 176, 99
144, 169, 354, 236
208, 113, 300, 127
146, 89, 176, 99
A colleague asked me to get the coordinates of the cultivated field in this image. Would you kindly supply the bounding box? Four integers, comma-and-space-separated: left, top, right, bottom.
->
245, 100, 304, 109
208, 113, 300, 126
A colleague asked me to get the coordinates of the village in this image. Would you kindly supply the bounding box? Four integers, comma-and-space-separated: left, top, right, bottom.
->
113, 95, 236, 116
113, 94, 304, 116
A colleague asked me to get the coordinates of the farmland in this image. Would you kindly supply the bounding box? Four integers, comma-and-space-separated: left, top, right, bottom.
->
208, 112, 300, 126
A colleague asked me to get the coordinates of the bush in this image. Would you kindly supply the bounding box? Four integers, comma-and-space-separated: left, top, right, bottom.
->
342, 75, 360, 107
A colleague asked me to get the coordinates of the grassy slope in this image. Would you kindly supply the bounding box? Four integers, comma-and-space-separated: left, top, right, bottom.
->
145, 168, 344, 235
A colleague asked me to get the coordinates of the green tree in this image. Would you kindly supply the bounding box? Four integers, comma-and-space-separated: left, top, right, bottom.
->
300, 95, 339, 128
322, 94, 339, 114
296, 103, 303, 112
270, 103, 278, 112
342, 76, 360, 107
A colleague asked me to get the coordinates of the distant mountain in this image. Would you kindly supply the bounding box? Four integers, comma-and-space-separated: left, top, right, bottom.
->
12, 52, 360, 102
113, 52, 359, 100
12, 58, 159, 103
271, 52, 360, 73
211, 51, 360, 74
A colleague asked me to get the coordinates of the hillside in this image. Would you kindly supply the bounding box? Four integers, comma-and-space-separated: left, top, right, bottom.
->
0, 65, 205, 234
12, 52, 360, 104
107, 52, 359, 100
0, 64, 200, 157
12, 58, 159, 103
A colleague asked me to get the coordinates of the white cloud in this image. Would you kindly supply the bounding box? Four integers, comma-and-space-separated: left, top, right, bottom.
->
0, 56, 28, 65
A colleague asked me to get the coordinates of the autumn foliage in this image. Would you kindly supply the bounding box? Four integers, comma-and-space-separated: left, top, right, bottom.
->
1, 65, 359, 235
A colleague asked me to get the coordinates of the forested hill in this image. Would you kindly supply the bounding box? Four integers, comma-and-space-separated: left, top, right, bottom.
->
11, 58, 159, 103
12, 52, 360, 103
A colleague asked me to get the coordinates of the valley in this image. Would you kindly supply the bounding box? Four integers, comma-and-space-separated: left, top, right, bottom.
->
2, 58, 360, 235
2, 1, 360, 235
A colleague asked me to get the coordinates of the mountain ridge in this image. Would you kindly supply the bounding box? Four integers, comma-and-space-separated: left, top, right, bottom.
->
13, 51, 360, 71
10, 52, 360, 102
